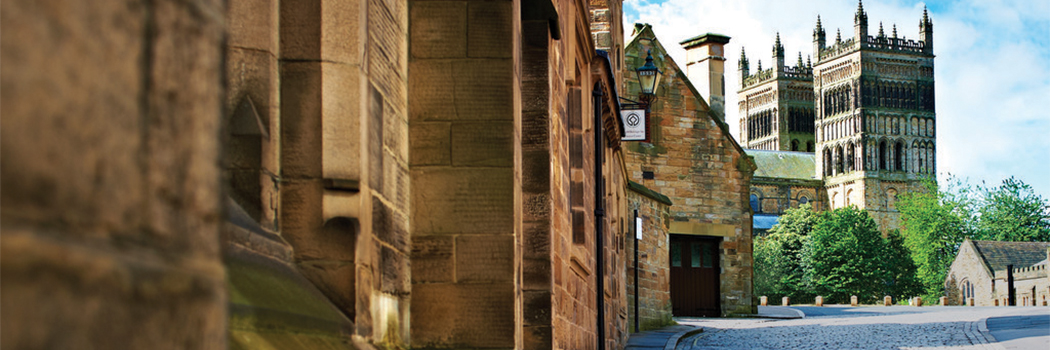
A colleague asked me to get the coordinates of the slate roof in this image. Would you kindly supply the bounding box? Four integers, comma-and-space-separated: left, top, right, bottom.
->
745, 149, 817, 181
753, 214, 780, 230
971, 240, 1050, 272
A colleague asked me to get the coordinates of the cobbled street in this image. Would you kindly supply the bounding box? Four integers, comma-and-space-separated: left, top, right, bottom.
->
676, 306, 1049, 350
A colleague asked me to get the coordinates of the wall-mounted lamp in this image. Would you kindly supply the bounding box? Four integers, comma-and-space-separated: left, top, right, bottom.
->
635, 50, 661, 104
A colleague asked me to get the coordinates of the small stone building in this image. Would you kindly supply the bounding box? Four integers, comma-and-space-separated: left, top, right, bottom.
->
623, 24, 757, 317
945, 239, 1050, 306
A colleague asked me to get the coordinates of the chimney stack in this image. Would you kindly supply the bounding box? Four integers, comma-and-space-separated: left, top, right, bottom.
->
680, 33, 731, 119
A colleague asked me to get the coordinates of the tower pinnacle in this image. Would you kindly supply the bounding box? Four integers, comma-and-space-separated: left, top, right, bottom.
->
855, 0, 868, 25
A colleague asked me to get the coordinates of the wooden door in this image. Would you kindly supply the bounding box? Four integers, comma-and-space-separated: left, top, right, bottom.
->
669, 235, 721, 317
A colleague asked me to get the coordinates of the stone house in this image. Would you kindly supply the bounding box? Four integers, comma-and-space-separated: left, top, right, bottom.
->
2, 0, 684, 349
945, 239, 1050, 306
622, 24, 757, 317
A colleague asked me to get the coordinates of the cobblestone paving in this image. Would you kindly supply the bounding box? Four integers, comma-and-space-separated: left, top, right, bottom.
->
676, 306, 1049, 350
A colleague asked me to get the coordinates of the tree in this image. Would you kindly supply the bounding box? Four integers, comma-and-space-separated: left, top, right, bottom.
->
976, 177, 1050, 242
898, 176, 1050, 300
803, 207, 886, 304
754, 204, 818, 301
883, 230, 923, 299
896, 176, 976, 300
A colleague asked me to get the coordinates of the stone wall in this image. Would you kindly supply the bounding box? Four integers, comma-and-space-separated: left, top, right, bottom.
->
750, 183, 824, 215
992, 264, 1050, 306
408, 0, 517, 347
222, 0, 414, 345
624, 24, 757, 316
1, 0, 227, 347
626, 186, 673, 331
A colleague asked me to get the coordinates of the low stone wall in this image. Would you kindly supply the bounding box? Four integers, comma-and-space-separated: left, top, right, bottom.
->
627, 184, 673, 331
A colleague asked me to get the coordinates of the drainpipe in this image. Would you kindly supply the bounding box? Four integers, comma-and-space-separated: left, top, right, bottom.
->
1007, 264, 1015, 306
593, 82, 606, 350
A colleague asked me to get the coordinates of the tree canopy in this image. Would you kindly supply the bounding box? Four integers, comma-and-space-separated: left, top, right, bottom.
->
897, 176, 1050, 299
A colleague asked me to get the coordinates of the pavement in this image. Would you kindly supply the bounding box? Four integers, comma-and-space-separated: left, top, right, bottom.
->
625, 325, 703, 350
984, 314, 1050, 350
623, 307, 807, 349
669, 306, 1048, 350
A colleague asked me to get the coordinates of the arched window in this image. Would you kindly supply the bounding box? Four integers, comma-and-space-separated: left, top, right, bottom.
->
846, 142, 856, 172
791, 139, 799, 151
807, 141, 814, 152
835, 145, 844, 175
895, 141, 905, 171
799, 196, 809, 205
879, 141, 888, 170
750, 194, 760, 213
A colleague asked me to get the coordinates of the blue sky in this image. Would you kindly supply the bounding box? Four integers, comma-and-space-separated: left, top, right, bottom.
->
624, 0, 1050, 199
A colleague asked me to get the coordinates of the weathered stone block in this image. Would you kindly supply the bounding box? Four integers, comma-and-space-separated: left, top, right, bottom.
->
280, 62, 324, 179
452, 121, 513, 167
412, 283, 514, 348
228, 0, 278, 52
408, 59, 513, 121
409, 1, 466, 58
412, 167, 513, 234
381, 245, 409, 294
279, 0, 321, 59
522, 257, 552, 290
523, 290, 552, 326
467, 0, 512, 58
410, 122, 451, 166
411, 235, 454, 283
321, 62, 362, 181
456, 234, 514, 282
321, 0, 362, 64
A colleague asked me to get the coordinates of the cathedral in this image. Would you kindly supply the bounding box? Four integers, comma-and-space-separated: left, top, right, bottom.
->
741, 1, 937, 233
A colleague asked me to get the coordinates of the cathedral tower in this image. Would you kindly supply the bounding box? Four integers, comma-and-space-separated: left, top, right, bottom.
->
813, 1, 936, 232
737, 34, 815, 151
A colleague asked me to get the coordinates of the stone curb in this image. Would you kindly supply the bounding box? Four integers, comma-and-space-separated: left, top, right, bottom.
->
977, 317, 1006, 350
663, 326, 704, 350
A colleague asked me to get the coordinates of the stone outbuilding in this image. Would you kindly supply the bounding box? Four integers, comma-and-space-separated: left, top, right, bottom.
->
945, 239, 1050, 306
622, 24, 757, 317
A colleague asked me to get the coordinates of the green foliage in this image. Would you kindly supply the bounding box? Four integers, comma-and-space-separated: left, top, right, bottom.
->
754, 204, 817, 301
976, 177, 1050, 242
897, 175, 1050, 300
896, 176, 976, 300
803, 207, 887, 304
883, 230, 923, 299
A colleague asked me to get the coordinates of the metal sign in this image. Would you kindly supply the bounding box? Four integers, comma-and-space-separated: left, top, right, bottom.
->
621, 109, 647, 141
635, 217, 643, 240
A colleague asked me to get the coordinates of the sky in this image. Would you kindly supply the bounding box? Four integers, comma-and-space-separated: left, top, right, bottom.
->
623, 0, 1050, 199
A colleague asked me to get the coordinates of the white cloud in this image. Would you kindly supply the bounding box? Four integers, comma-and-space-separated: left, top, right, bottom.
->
624, 0, 1050, 198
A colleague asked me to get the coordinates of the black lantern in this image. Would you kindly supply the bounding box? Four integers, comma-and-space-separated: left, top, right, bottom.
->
635, 50, 661, 102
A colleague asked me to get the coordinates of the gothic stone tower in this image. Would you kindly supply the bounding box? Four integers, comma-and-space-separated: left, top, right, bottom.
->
813, 1, 936, 232
737, 34, 816, 151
